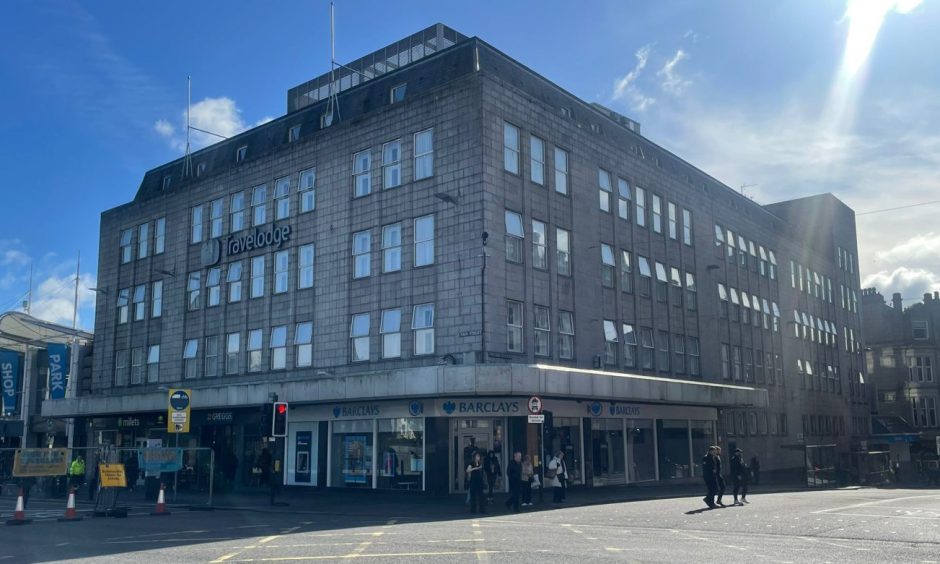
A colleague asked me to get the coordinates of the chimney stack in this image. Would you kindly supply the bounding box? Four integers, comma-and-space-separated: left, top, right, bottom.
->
935, 291, 939, 301
925, 293, 932, 303
892, 293, 903, 310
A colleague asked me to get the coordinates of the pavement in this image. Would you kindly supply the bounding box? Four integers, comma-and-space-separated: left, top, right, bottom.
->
1, 486, 939, 562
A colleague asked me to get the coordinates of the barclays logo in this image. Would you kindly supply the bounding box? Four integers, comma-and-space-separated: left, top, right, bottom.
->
442, 401, 457, 414
408, 401, 424, 417
588, 401, 603, 416
332, 407, 342, 418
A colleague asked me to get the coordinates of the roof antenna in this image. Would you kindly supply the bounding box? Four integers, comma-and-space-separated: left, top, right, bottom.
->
740, 183, 757, 199
182, 75, 193, 179
324, 1, 341, 126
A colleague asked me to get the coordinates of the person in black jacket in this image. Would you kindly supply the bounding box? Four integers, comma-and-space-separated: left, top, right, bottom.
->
730, 448, 749, 505
702, 446, 718, 509
714, 446, 726, 507
484, 450, 501, 502
467, 452, 486, 514
504, 451, 522, 512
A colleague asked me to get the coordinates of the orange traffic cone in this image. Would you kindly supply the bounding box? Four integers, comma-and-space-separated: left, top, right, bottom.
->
58, 487, 82, 522
4, 488, 31, 526
150, 482, 170, 516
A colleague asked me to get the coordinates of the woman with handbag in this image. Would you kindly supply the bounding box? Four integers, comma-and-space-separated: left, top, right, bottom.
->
467, 452, 486, 514
547, 450, 565, 504
521, 454, 534, 506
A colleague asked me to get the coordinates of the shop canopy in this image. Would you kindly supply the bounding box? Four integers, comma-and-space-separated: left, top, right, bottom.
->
0, 311, 93, 351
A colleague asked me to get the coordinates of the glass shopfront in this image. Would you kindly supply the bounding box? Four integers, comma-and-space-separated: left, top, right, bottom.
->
330, 419, 373, 488
377, 418, 424, 490
690, 420, 716, 477
591, 419, 625, 485
547, 417, 583, 485
657, 419, 692, 479
626, 418, 656, 482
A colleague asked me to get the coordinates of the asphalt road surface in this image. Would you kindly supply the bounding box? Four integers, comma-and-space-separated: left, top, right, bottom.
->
2, 488, 939, 563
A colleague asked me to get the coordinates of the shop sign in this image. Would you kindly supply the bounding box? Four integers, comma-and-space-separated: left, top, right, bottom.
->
607, 403, 642, 417
138, 448, 183, 473
408, 401, 424, 417
117, 417, 141, 428
528, 414, 545, 424
332, 404, 381, 418
227, 224, 291, 256
47, 343, 69, 400
527, 396, 543, 415
205, 411, 234, 423
12, 448, 69, 477
167, 388, 191, 433
440, 399, 521, 415
0, 349, 21, 415
98, 463, 127, 488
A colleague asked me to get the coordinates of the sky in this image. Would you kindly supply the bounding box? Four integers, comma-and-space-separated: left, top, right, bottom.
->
1, 0, 938, 331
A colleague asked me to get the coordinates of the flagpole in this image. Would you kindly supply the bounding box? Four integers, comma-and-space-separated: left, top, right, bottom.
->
72, 251, 80, 330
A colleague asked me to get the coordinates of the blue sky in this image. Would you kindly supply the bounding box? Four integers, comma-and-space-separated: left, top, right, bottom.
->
1, 0, 938, 330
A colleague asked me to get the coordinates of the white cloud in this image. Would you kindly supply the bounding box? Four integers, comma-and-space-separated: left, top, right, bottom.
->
153, 119, 175, 138
875, 232, 940, 265
28, 273, 97, 329
612, 46, 656, 111
862, 267, 940, 299
658, 49, 691, 95
154, 97, 273, 152
684, 29, 699, 43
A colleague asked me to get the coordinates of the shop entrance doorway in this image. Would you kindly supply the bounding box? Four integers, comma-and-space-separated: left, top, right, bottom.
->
452, 418, 505, 493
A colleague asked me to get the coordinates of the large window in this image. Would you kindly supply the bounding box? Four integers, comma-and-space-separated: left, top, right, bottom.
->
248, 329, 263, 372
270, 326, 288, 370
353, 231, 371, 278
117, 288, 129, 324
558, 310, 574, 359
187, 272, 201, 310
651, 194, 663, 234
667, 202, 677, 240
622, 324, 637, 368
617, 178, 631, 220
620, 250, 633, 293
505, 211, 524, 263
205, 336, 219, 378
251, 185, 267, 226
226, 333, 240, 375
275, 177, 290, 220
414, 215, 434, 267
688, 337, 701, 376
154, 217, 166, 254
191, 205, 204, 244
657, 420, 691, 479
231, 192, 246, 232
330, 419, 373, 488
138, 223, 150, 259
690, 421, 715, 478
601, 244, 615, 288
598, 169, 612, 212
299, 244, 314, 289
637, 256, 652, 297
554, 147, 568, 195
274, 251, 289, 294
183, 339, 199, 379
414, 129, 434, 180
250, 256, 265, 298
682, 208, 692, 245
377, 418, 424, 490
603, 320, 618, 365
209, 200, 223, 238
353, 150, 372, 197
530, 136, 545, 185
120, 229, 133, 263
635, 187, 647, 227
503, 122, 520, 174
295, 322, 313, 367
382, 139, 402, 189
300, 168, 316, 213
639, 328, 654, 370
507, 300, 524, 353
534, 305, 550, 357
207, 267, 221, 307
227, 261, 243, 302
147, 345, 160, 383
412, 303, 435, 355
382, 224, 402, 273
351, 313, 370, 362
556, 228, 571, 275
381, 309, 401, 358
133, 285, 146, 321
627, 419, 655, 482
532, 220, 547, 269
151, 280, 163, 318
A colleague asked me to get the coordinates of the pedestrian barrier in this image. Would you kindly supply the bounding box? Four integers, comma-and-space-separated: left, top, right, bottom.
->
4, 488, 30, 526
150, 483, 170, 516
58, 488, 82, 522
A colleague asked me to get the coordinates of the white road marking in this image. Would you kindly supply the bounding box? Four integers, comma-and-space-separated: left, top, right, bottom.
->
812, 494, 940, 514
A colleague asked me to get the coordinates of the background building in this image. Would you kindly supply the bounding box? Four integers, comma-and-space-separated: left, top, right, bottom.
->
43, 24, 868, 493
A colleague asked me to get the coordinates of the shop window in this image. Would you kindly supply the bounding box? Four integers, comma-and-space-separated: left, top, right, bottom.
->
547, 417, 582, 485
657, 420, 691, 479
626, 419, 656, 482
331, 419, 374, 488
690, 420, 715, 478
377, 418, 424, 490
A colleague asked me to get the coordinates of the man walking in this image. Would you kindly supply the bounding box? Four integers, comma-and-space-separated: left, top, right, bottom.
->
504, 451, 522, 512
714, 446, 726, 507
730, 448, 749, 505
702, 446, 718, 509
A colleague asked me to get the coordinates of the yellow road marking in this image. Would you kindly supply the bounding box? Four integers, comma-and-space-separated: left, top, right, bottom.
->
211, 553, 239, 563
258, 536, 279, 545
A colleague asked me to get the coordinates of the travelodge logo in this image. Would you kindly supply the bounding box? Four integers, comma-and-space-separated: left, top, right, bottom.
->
408, 401, 424, 417
587, 401, 603, 416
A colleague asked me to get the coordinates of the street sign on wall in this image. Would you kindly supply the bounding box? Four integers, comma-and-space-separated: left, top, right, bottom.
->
167, 388, 191, 433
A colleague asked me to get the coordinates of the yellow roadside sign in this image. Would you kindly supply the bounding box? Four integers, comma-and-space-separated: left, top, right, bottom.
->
98, 463, 127, 488
167, 388, 191, 433
12, 448, 70, 477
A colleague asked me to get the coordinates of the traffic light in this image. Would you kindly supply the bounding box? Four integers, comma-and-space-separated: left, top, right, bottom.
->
272, 401, 288, 437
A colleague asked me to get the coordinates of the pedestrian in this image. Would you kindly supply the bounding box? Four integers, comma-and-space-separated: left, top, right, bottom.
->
547, 450, 566, 504
69, 455, 86, 491
484, 450, 501, 501
701, 446, 718, 509
730, 448, 749, 505
521, 454, 534, 506
467, 452, 486, 514
504, 451, 522, 512
124, 451, 139, 493
749, 455, 760, 485
714, 446, 726, 507
893, 458, 902, 484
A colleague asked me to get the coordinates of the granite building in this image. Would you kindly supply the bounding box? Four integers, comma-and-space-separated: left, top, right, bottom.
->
43, 24, 869, 493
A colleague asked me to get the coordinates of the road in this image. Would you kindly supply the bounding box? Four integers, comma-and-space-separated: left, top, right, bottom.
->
2, 488, 940, 563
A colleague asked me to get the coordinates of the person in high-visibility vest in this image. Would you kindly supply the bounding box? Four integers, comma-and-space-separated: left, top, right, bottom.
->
69, 456, 86, 489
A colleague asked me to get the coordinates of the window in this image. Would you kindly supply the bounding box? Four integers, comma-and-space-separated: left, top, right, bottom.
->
147, 345, 160, 383
682, 209, 692, 245
295, 322, 313, 367
248, 329, 263, 372
130, 347, 144, 384
688, 337, 700, 377
300, 168, 316, 213
414, 215, 435, 267
658, 330, 670, 371
733, 346, 742, 380
503, 122, 520, 174
558, 310, 575, 359
622, 324, 637, 368
714, 224, 725, 252
151, 280, 163, 318
651, 194, 663, 234
162, 176, 171, 191
353, 150, 372, 197
299, 244, 314, 289
913, 320, 929, 340
382, 139, 402, 189
504, 210, 525, 263
727, 229, 736, 260
227, 261, 243, 302
738, 235, 747, 267
250, 256, 265, 298
414, 129, 434, 180
530, 136, 545, 185
532, 220, 547, 269
910, 356, 934, 382
598, 169, 612, 212
670, 267, 683, 306
209, 200, 223, 238
183, 339, 199, 379
196, 162, 207, 177
507, 300, 524, 353
226, 333, 240, 375
154, 218, 165, 254
353, 230, 371, 278
534, 305, 550, 357
270, 326, 287, 370
635, 187, 647, 227
231, 192, 246, 232
617, 178, 631, 220
390, 83, 406, 103
601, 244, 615, 288
744, 348, 753, 382
187, 272, 201, 310
133, 285, 146, 321
380, 309, 401, 359
667, 202, 678, 239
235, 145, 247, 163
768, 250, 777, 279
603, 320, 618, 365
685, 272, 697, 311
654, 262, 668, 303
554, 147, 568, 195
137, 223, 150, 259
274, 250, 289, 293
382, 224, 402, 273
620, 250, 633, 293
351, 314, 370, 362
191, 205, 204, 244
251, 185, 267, 226
412, 303, 435, 355
639, 328, 654, 370
556, 228, 571, 275
912, 397, 938, 427
117, 288, 129, 324
740, 291, 751, 325
729, 287, 740, 322
275, 177, 290, 220
206, 267, 221, 306
289, 124, 301, 142
205, 336, 219, 378
673, 334, 685, 374
637, 256, 652, 297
